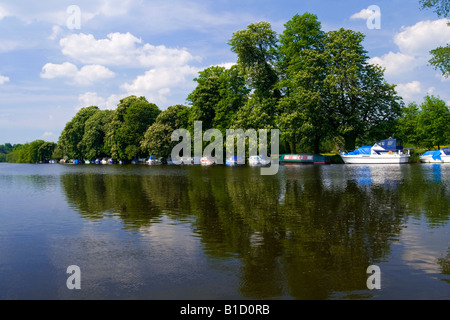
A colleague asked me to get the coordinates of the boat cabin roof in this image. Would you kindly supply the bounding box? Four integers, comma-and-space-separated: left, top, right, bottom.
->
374, 138, 403, 150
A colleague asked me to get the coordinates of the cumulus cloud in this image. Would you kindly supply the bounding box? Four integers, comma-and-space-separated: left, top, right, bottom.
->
41, 62, 115, 85
369, 19, 450, 76
121, 65, 199, 103
396, 81, 422, 101
350, 8, 376, 20
0, 4, 10, 20
59, 31, 201, 104
78, 92, 121, 110
59, 32, 199, 68
0, 75, 10, 85
368, 52, 421, 76
394, 19, 450, 57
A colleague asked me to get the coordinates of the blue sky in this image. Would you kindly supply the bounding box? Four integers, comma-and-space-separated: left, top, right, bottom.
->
0, 0, 448, 144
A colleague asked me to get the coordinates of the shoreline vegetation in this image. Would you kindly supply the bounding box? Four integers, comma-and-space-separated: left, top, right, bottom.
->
1, 13, 449, 165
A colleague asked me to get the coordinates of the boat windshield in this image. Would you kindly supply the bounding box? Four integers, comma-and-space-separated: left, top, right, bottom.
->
442, 147, 450, 155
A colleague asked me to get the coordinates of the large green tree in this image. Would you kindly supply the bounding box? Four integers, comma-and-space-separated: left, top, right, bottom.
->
323, 28, 402, 151
106, 96, 161, 160
187, 65, 249, 132
228, 22, 279, 99
58, 106, 100, 159
417, 95, 450, 149
80, 109, 114, 159
276, 13, 328, 153
396, 102, 421, 146
141, 104, 191, 158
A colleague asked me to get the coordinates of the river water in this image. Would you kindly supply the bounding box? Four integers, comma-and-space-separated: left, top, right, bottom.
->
0, 162, 448, 300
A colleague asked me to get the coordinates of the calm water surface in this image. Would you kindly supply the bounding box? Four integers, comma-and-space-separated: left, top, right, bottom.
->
0, 162, 448, 300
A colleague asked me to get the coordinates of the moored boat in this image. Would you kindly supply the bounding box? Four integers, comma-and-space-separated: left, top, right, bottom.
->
200, 156, 216, 166
225, 156, 244, 166
248, 155, 271, 166
279, 154, 331, 165
340, 138, 410, 164
420, 147, 450, 163
146, 155, 161, 165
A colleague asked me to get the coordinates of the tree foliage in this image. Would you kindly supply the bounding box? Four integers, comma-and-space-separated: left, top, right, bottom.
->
105, 96, 161, 160
396, 95, 450, 149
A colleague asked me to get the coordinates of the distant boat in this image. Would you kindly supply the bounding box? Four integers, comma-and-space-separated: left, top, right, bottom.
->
420, 147, 450, 163
225, 155, 244, 166
248, 155, 271, 166
279, 154, 331, 165
179, 157, 193, 165
340, 138, 410, 164
200, 156, 216, 166
146, 155, 161, 165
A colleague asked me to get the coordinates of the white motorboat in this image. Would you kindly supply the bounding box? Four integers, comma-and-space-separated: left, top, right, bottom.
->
420, 147, 450, 163
146, 155, 161, 165
340, 138, 410, 164
200, 156, 216, 166
248, 155, 271, 166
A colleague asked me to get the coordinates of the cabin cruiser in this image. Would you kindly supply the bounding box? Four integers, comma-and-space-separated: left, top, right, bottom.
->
248, 155, 271, 166
340, 138, 410, 164
200, 156, 216, 166
420, 147, 450, 163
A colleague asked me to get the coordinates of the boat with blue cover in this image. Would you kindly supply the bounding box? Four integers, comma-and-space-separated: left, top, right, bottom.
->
340, 138, 410, 164
420, 147, 450, 163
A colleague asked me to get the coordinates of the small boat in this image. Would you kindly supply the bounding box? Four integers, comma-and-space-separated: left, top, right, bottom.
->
146, 155, 161, 165
420, 147, 450, 163
200, 156, 216, 166
179, 157, 193, 165
340, 138, 410, 164
101, 158, 108, 164
279, 154, 331, 165
225, 156, 244, 166
248, 155, 271, 166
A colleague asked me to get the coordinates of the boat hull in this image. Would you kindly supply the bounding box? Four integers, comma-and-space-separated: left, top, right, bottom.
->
420, 155, 450, 163
341, 155, 410, 164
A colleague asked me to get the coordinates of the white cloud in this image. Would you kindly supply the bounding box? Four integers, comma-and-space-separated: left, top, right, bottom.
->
41, 62, 115, 85
396, 81, 422, 101
350, 9, 374, 20
0, 75, 10, 85
60, 32, 199, 68
394, 19, 450, 57
0, 4, 10, 20
121, 65, 199, 104
368, 52, 420, 76
216, 62, 236, 69
369, 19, 450, 77
78, 92, 121, 110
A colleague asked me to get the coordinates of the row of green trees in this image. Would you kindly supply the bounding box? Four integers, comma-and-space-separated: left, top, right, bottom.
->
55, 13, 406, 161
396, 95, 450, 149
0, 140, 57, 163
